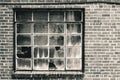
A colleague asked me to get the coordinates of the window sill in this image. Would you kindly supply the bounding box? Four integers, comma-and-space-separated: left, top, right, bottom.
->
12, 71, 84, 79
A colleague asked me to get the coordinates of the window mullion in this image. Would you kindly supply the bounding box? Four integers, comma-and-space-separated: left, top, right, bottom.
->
80, 22, 83, 70
15, 23, 17, 70
31, 11, 34, 70
48, 11, 50, 70
64, 11, 66, 70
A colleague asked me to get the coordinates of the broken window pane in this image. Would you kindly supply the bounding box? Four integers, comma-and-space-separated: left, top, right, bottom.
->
17, 35, 31, 45
17, 59, 31, 70
34, 35, 48, 45
49, 59, 64, 70
34, 11, 48, 21
17, 23, 31, 33
67, 35, 81, 46
66, 58, 81, 70
50, 11, 64, 22
50, 35, 64, 45
49, 47, 64, 58
17, 47, 31, 58
67, 47, 81, 58
49, 23, 64, 33
34, 47, 48, 58
67, 24, 81, 33
34, 23, 48, 33
34, 59, 48, 70
16, 11, 32, 22
66, 11, 82, 22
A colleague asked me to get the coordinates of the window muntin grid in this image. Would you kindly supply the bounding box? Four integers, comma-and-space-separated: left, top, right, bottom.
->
15, 10, 83, 71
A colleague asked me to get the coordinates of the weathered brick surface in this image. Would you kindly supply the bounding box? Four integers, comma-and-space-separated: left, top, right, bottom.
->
0, 1, 120, 80
0, 5, 13, 80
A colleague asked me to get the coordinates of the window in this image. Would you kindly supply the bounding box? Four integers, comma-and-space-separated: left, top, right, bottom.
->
14, 9, 84, 71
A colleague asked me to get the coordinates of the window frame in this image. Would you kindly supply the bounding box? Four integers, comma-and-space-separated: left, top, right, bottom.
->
13, 8, 85, 73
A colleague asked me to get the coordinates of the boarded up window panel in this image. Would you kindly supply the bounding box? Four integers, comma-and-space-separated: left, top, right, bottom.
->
17, 47, 31, 58
67, 47, 81, 58
49, 23, 64, 33
66, 11, 82, 22
49, 47, 64, 58
50, 35, 64, 45
67, 24, 81, 33
50, 11, 64, 22
66, 58, 81, 70
34, 11, 48, 21
67, 35, 81, 46
34, 47, 48, 58
17, 59, 31, 70
17, 23, 31, 33
34, 35, 48, 45
17, 35, 31, 45
34, 59, 48, 70
49, 59, 64, 70
16, 11, 32, 22
34, 23, 48, 33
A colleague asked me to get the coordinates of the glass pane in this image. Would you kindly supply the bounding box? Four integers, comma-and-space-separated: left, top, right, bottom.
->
49, 23, 64, 33
49, 47, 64, 58
49, 59, 64, 70
66, 11, 82, 22
34, 59, 48, 70
17, 23, 31, 33
17, 47, 31, 58
17, 35, 31, 45
34, 35, 48, 45
34, 11, 48, 21
50, 11, 64, 22
74, 58, 81, 69
34, 23, 48, 33
67, 47, 81, 58
66, 58, 81, 70
16, 11, 32, 22
66, 11, 74, 22
74, 11, 82, 21
67, 24, 81, 33
50, 35, 64, 45
67, 35, 81, 46
17, 59, 31, 70
66, 59, 73, 69
34, 47, 48, 58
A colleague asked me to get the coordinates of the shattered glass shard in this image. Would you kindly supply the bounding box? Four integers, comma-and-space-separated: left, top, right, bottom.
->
49, 47, 64, 58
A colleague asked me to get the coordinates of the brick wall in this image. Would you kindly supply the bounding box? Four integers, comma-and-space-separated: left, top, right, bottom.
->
0, 1, 120, 80
0, 0, 119, 3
